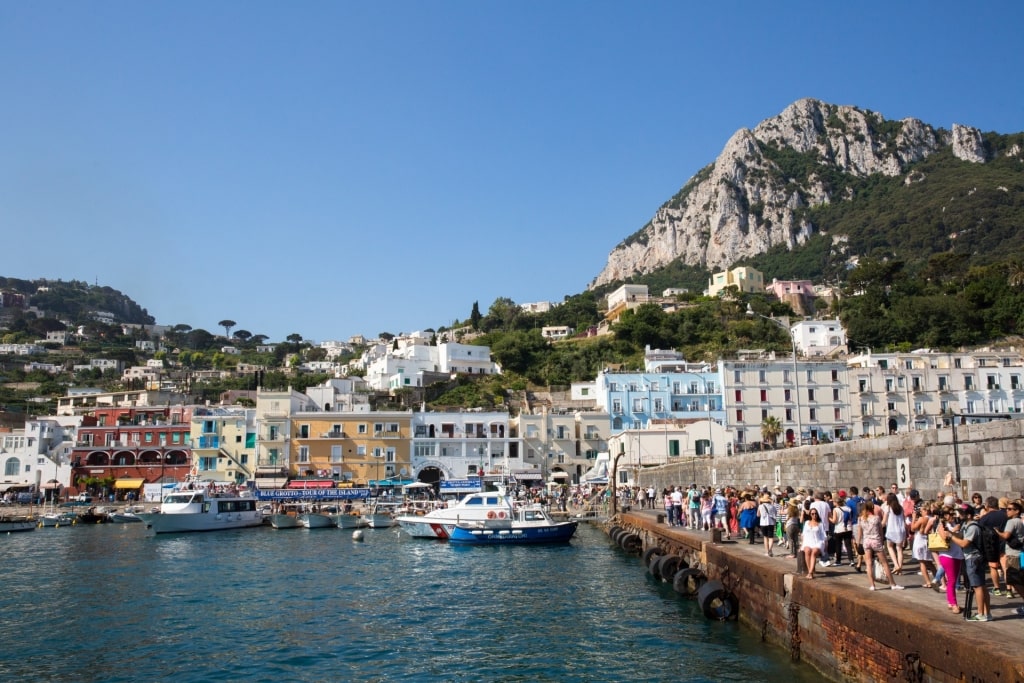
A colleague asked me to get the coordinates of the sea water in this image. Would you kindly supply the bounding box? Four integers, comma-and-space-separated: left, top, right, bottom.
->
0, 522, 825, 682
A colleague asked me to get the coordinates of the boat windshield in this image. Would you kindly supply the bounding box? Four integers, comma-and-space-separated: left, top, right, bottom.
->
164, 493, 202, 505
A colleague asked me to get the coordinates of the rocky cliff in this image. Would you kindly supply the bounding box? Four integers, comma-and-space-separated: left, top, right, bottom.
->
589, 98, 990, 289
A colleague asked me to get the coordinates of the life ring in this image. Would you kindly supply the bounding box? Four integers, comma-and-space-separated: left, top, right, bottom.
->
498, 511, 506, 519
487, 511, 496, 519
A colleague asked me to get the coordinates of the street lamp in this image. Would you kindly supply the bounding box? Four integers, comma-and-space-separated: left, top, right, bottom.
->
746, 304, 802, 446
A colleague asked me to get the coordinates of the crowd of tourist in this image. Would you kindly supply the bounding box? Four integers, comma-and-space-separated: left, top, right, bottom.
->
627, 482, 1024, 622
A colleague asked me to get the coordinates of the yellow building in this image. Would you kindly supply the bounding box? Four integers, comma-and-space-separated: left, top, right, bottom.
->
290, 411, 412, 486
707, 266, 765, 297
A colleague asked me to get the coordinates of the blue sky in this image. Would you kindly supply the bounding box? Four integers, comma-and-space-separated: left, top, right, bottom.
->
2, 1, 1022, 343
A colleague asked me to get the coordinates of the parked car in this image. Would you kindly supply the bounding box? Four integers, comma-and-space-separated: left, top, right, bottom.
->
75, 493, 93, 503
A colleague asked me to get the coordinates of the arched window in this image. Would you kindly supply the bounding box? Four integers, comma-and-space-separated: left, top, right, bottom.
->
4, 457, 19, 477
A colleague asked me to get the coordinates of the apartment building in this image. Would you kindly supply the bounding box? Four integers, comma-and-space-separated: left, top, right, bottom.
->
721, 357, 851, 449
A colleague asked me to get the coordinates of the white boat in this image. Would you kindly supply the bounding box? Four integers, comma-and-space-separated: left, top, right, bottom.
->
361, 500, 400, 528
299, 511, 335, 529
335, 511, 368, 529
107, 506, 144, 523
40, 511, 78, 527
395, 489, 517, 539
270, 513, 301, 529
136, 487, 263, 534
1, 515, 38, 533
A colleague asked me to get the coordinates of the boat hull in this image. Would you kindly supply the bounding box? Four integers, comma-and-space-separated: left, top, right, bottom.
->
299, 513, 335, 529
335, 514, 368, 529
137, 511, 264, 534
270, 514, 300, 529
448, 521, 578, 545
0, 517, 37, 533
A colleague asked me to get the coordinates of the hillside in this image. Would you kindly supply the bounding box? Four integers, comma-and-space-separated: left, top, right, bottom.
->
590, 98, 1024, 288
0, 277, 155, 326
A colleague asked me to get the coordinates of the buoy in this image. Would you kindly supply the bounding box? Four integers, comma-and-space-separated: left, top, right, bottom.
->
672, 568, 706, 597
696, 579, 739, 621
352, 530, 364, 541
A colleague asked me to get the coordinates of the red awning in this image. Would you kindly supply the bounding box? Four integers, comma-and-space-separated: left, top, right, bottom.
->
286, 480, 335, 489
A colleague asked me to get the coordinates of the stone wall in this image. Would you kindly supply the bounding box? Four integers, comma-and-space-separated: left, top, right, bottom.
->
638, 418, 1024, 499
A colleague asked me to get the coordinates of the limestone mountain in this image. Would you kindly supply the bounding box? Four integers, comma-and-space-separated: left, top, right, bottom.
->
589, 98, 1023, 289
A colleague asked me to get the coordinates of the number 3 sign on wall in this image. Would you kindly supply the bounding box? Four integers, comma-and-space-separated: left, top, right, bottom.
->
896, 457, 910, 489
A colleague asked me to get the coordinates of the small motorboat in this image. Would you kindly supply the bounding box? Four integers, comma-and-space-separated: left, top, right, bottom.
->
447, 506, 578, 545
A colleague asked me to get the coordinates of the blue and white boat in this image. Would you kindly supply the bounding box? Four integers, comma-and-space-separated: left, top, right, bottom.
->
447, 506, 578, 545
395, 488, 517, 539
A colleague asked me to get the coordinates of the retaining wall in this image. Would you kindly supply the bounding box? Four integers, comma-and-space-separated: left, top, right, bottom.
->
637, 419, 1024, 499
620, 513, 1024, 683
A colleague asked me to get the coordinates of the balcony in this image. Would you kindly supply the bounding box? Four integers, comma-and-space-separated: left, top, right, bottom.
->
321, 430, 347, 438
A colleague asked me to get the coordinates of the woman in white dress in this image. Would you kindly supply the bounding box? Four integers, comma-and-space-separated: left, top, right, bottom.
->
882, 493, 907, 575
801, 508, 827, 579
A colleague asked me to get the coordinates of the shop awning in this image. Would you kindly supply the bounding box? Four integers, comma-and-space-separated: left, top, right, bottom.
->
114, 478, 146, 489
286, 480, 335, 489
513, 472, 543, 481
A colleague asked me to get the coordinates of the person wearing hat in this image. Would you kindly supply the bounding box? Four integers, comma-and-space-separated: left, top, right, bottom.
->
739, 493, 758, 544
758, 493, 778, 556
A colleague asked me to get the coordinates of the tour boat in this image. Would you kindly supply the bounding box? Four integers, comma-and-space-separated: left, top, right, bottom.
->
136, 486, 263, 534
395, 489, 517, 539
447, 506, 578, 545
0, 515, 37, 533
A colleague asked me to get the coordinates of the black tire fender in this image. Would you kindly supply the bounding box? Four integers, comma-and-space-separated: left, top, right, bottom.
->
642, 547, 666, 569
619, 533, 642, 554
654, 555, 685, 582
696, 579, 739, 621
672, 567, 706, 597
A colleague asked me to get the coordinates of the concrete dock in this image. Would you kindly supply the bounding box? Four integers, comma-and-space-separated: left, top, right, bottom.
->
619, 508, 1024, 683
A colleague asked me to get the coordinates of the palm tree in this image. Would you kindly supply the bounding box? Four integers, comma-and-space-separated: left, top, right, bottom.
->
761, 415, 783, 449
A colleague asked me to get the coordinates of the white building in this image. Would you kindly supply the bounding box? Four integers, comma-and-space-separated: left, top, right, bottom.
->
304, 377, 371, 413
541, 325, 574, 341
409, 411, 522, 492
793, 319, 847, 357
0, 416, 80, 494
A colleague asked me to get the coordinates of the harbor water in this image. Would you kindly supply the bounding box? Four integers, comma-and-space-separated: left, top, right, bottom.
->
1, 522, 825, 682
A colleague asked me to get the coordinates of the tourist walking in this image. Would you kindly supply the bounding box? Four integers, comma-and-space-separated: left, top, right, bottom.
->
759, 493, 778, 556
994, 499, 1024, 616
910, 502, 937, 588
882, 493, 907, 575
785, 499, 802, 559
801, 508, 827, 579
738, 493, 758, 543
860, 500, 903, 590
831, 492, 854, 566
936, 505, 965, 613
942, 504, 992, 621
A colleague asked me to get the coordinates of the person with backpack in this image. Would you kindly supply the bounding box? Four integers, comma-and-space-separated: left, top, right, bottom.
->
978, 496, 1008, 596
994, 499, 1024, 616
758, 493, 778, 556
941, 504, 992, 622
831, 492, 854, 566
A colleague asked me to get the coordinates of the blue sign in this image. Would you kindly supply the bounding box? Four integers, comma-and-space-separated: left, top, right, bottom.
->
255, 488, 371, 501
440, 479, 479, 491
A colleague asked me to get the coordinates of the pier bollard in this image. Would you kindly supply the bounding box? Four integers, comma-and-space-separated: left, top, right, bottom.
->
656, 514, 665, 524
711, 528, 724, 544
795, 551, 806, 575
